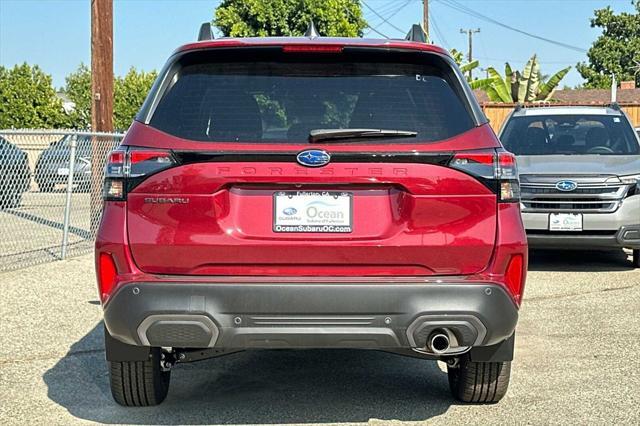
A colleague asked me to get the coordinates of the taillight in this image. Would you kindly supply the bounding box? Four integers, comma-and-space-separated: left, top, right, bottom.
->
497, 151, 520, 202
504, 254, 525, 304
103, 147, 176, 200
98, 252, 118, 302
449, 149, 520, 203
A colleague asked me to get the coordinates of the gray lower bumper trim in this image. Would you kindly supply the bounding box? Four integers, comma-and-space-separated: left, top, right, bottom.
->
527, 225, 640, 249
104, 282, 518, 350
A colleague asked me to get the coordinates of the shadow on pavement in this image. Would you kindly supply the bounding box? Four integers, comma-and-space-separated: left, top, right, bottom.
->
44, 322, 452, 424
528, 248, 634, 272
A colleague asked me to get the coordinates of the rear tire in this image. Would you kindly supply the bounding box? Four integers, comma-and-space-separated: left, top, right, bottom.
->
109, 348, 170, 406
632, 249, 640, 268
447, 355, 511, 403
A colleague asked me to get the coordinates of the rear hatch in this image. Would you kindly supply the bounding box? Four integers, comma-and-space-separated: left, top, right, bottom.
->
118, 45, 502, 276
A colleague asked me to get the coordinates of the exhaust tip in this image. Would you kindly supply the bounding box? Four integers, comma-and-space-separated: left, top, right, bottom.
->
428, 330, 450, 354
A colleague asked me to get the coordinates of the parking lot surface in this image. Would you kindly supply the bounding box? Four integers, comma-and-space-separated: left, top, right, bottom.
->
1, 250, 639, 425
0, 192, 93, 271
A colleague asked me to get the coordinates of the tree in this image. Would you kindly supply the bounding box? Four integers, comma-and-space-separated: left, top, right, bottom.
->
62, 65, 157, 131
0, 63, 68, 128
214, 0, 366, 37
477, 55, 570, 103
64, 64, 92, 129
113, 67, 157, 130
576, 1, 640, 88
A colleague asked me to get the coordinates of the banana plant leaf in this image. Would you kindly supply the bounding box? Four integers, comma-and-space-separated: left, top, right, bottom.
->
484, 84, 503, 102
504, 63, 513, 81
517, 55, 540, 102
449, 49, 464, 65
459, 59, 479, 74
487, 68, 512, 102
469, 77, 494, 90
539, 66, 571, 100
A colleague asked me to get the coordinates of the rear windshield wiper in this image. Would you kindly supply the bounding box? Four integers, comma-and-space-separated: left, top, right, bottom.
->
308, 128, 417, 143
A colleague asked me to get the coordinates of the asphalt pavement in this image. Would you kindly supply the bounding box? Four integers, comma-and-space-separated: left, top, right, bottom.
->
0, 249, 639, 425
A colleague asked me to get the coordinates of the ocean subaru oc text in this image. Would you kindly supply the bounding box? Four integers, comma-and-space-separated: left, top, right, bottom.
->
96, 34, 528, 406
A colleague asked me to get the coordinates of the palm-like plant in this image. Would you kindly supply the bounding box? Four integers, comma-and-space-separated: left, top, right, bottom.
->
478, 55, 570, 103
450, 48, 494, 89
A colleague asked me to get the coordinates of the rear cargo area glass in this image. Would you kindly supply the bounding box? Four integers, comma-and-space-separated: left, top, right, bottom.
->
149, 60, 474, 143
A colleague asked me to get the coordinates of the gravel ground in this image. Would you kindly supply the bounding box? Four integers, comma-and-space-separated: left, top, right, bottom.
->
0, 249, 639, 425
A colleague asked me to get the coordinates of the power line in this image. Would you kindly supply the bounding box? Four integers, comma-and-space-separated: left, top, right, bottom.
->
429, 11, 449, 48
436, 0, 587, 53
344, 4, 391, 39
367, 0, 406, 21
365, 1, 410, 29
361, 0, 408, 35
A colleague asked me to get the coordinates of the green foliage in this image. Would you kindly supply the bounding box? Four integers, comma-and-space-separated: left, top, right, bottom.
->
0, 63, 68, 129
449, 48, 466, 66
576, 1, 640, 88
214, 0, 366, 37
113, 68, 157, 130
62, 65, 157, 131
477, 55, 570, 103
449, 48, 493, 89
255, 94, 287, 128
64, 64, 92, 129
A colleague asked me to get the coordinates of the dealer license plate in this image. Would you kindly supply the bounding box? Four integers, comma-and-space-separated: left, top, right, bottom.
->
549, 213, 583, 231
273, 191, 352, 233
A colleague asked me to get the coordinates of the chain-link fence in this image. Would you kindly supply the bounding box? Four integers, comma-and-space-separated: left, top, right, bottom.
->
0, 130, 124, 271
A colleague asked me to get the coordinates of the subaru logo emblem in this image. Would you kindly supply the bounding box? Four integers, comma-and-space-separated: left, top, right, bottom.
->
555, 180, 578, 191
282, 207, 297, 216
296, 149, 331, 167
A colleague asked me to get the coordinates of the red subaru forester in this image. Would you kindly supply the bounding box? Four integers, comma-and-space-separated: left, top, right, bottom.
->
96, 34, 527, 406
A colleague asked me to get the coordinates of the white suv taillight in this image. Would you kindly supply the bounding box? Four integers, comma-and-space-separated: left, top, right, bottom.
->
449, 149, 520, 203
103, 147, 176, 201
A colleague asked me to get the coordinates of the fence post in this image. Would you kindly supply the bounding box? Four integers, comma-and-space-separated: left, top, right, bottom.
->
61, 133, 77, 260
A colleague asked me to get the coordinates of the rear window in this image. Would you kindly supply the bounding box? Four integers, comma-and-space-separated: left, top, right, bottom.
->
501, 114, 640, 155
148, 54, 475, 143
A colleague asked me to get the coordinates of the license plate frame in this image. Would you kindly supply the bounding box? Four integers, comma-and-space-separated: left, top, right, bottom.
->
549, 213, 583, 231
273, 191, 353, 233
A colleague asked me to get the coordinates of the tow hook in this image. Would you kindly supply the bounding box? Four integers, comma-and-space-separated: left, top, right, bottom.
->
445, 357, 460, 368
160, 351, 180, 371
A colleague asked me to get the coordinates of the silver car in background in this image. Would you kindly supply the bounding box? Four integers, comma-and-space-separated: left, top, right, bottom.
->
499, 105, 640, 267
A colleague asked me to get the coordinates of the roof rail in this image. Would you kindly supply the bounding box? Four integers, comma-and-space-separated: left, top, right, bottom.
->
405, 24, 427, 43
304, 20, 320, 39
198, 22, 214, 41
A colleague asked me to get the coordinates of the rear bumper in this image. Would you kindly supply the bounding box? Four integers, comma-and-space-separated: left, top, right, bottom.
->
103, 281, 518, 354
525, 225, 640, 249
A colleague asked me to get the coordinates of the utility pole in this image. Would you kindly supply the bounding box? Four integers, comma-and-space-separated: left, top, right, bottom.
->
91, 0, 113, 230
422, 0, 429, 42
460, 28, 480, 79
91, 0, 113, 133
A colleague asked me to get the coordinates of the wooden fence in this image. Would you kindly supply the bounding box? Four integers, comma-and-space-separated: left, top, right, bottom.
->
480, 103, 640, 133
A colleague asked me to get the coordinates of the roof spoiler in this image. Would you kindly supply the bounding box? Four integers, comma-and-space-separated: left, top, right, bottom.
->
405, 24, 427, 43
607, 102, 621, 111
198, 22, 214, 41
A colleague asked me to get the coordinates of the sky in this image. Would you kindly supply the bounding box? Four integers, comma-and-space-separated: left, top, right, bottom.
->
0, 0, 637, 89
